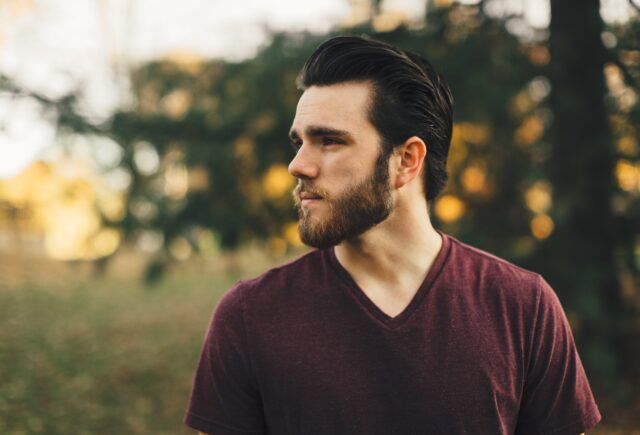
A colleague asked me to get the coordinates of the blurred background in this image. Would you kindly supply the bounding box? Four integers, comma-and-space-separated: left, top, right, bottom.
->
0, 0, 638, 433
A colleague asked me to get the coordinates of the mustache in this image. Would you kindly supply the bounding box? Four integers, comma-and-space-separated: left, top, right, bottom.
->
293, 182, 329, 200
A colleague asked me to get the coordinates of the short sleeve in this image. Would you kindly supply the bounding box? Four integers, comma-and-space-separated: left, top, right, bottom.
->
515, 276, 601, 435
184, 281, 266, 434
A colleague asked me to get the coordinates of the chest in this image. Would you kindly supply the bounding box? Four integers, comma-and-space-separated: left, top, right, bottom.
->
253, 304, 525, 434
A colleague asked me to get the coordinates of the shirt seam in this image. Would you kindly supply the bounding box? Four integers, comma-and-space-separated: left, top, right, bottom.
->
525, 275, 544, 379
448, 236, 540, 280
541, 409, 601, 434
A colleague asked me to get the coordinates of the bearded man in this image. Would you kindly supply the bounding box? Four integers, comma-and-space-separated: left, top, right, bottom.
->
184, 36, 601, 435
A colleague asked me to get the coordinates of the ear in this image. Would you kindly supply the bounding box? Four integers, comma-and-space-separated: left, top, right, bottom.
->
394, 135, 426, 189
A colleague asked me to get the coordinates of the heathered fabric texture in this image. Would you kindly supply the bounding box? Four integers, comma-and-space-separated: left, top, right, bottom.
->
184, 232, 601, 434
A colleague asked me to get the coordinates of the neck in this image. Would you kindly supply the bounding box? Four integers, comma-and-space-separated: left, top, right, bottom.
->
334, 195, 442, 286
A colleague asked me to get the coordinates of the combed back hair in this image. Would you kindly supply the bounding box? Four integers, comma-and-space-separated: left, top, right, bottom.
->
297, 35, 454, 203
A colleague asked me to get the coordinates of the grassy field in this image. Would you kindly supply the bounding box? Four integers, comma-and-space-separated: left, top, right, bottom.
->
0, 253, 637, 434
0, 269, 243, 435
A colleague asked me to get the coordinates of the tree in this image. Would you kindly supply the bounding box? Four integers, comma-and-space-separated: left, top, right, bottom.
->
537, 0, 639, 399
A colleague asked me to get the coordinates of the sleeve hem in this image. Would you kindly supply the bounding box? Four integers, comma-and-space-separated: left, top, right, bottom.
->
183, 411, 264, 434
542, 408, 602, 435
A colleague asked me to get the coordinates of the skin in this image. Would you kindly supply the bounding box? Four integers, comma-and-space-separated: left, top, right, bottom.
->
288, 81, 442, 318
195, 82, 587, 435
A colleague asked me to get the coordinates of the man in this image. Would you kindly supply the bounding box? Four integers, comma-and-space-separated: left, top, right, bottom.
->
184, 36, 601, 434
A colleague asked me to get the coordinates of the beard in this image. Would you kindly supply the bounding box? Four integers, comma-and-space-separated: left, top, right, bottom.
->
292, 151, 393, 249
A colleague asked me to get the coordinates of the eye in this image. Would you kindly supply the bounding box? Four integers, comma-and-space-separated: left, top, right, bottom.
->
291, 140, 302, 151
322, 137, 344, 146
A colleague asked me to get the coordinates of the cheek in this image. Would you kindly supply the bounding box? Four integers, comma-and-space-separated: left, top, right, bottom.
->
321, 156, 354, 185
324, 148, 377, 182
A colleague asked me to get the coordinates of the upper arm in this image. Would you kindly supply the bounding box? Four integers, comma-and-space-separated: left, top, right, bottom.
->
515, 276, 601, 434
183, 283, 266, 434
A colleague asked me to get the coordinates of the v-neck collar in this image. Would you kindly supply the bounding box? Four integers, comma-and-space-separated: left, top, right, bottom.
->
325, 230, 451, 331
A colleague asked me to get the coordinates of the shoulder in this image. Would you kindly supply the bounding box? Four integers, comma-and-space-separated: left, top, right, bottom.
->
442, 234, 550, 314
243, 248, 323, 289
446, 234, 542, 288
222, 248, 325, 310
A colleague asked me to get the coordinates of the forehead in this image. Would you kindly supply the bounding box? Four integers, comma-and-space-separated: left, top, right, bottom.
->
291, 82, 375, 135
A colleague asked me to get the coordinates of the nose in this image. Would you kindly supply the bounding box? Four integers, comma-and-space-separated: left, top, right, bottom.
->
288, 144, 319, 179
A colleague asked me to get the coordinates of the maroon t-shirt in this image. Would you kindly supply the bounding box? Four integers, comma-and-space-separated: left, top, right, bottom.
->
184, 232, 601, 434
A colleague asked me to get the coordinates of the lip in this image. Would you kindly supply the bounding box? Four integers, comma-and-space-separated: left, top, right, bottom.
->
300, 191, 322, 200
300, 198, 322, 207
298, 190, 323, 207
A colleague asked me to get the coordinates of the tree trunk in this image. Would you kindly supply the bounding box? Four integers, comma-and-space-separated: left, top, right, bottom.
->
545, 0, 627, 385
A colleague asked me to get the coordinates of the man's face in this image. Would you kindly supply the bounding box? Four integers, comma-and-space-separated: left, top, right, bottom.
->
288, 82, 394, 249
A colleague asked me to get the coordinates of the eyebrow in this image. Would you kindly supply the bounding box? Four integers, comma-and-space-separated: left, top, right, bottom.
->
288, 125, 354, 142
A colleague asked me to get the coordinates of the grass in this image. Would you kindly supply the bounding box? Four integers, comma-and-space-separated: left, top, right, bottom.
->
0, 270, 242, 435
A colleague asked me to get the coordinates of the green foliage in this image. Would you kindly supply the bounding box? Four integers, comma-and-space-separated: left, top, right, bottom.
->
109, 34, 323, 252
109, 10, 543, 261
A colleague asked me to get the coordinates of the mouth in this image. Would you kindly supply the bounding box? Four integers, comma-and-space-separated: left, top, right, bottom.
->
299, 191, 323, 206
